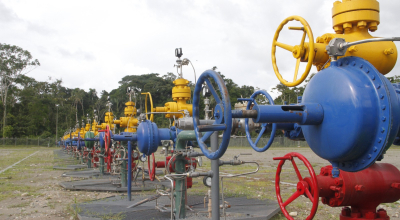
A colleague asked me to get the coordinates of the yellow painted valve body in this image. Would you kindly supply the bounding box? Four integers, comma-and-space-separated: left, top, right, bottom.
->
153, 78, 193, 119
72, 128, 80, 138
80, 127, 86, 139
85, 123, 91, 132
97, 112, 115, 131
311, 0, 397, 73
113, 101, 138, 132
91, 120, 99, 136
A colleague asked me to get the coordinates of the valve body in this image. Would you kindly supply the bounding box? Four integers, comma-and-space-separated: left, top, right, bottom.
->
306, 163, 400, 219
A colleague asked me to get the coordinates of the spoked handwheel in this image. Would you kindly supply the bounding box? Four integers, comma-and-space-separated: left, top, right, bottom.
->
104, 125, 111, 152
192, 69, 232, 160
244, 90, 277, 152
141, 92, 154, 122
271, 16, 315, 87
273, 152, 319, 220
147, 153, 156, 181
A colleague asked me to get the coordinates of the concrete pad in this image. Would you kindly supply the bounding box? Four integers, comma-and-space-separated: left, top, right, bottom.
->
60, 175, 170, 192
76, 194, 280, 220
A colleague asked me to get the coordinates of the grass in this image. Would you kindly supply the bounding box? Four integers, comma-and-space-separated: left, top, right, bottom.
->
66, 196, 81, 220
8, 201, 31, 208
0, 147, 56, 202
0, 181, 42, 201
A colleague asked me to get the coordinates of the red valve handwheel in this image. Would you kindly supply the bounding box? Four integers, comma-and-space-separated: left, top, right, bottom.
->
148, 153, 156, 181
273, 152, 319, 220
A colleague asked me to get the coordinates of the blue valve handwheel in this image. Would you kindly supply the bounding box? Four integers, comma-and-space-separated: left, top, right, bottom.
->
245, 90, 277, 152
193, 70, 232, 160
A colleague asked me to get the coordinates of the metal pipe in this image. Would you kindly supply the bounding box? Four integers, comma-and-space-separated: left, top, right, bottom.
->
211, 131, 219, 220
340, 37, 400, 50
173, 130, 198, 218
231, 110, 258, 118
121, 150, 127, 187
128, 141, 132, 201
254, 103, 323, 125
220, 161, 260, 219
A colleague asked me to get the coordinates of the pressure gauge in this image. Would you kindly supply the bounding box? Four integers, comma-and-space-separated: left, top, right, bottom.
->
203, 176, 212, 187
202, 84, 211, 97
133, 152, 139, 159
140, 155, 147, 162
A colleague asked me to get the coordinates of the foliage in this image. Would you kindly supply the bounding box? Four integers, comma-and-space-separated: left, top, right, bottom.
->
1, 45, 400, 139
387, 75, 400, 83
0, 43, 40, 137
3, 125, 13, 137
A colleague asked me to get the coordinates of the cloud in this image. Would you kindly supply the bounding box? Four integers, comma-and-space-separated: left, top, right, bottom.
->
57, 48, 95, 61
0, 0, 399, 100
0, 1, 19, 23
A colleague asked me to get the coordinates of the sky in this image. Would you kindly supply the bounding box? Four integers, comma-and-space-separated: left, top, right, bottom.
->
1, 0, 400, 99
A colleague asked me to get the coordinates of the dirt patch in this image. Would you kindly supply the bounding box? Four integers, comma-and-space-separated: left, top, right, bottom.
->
0, 147, 121, 220
1, 146, 400, 220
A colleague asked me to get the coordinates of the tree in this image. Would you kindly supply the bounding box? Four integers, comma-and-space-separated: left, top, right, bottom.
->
162, 72, 177, 82
387, 75, 400, 83
0, 43, 40, 137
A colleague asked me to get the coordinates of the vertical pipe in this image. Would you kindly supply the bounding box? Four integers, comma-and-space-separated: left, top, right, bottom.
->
87, 151, 92, 168
211, 132, 219, 220
175, 143, 186, 218
100, 147, 105, 174
127, 141, 132, 201
121, 149, 127, 188
80, 149, 84, 164
93, 147, 97, 168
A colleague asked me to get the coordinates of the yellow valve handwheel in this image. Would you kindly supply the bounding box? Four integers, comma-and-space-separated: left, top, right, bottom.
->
141, 92, 154, 122
271, 15, 315, 87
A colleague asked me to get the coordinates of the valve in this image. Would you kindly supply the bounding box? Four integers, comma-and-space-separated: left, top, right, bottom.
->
272, 1, 398, 77
141, 92, 154, 122
326, 37, 400, 61
274, 152, 400, 220
99, 125, 112, 152
193, 55, 400, 174
271, 15, 315, 87
153, 48, 196, 121
192, 69, 232, 160
273, 152, 319, 220
238, 90, 277, 152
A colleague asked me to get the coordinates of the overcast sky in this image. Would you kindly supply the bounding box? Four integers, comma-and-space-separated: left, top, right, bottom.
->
1, 0, 400, 99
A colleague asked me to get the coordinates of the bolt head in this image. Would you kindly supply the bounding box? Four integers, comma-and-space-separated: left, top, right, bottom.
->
341, 207, 351, 217
365, 212, 376, 219
334, 178, 343, 186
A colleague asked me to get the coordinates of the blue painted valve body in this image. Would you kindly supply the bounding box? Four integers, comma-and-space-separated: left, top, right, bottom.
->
247, 57, 400, 173
193, 56, 400, 174
98, 120, 177, 156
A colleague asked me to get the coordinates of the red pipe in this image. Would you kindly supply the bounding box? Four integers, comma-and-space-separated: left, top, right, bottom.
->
305, 164, 400, 219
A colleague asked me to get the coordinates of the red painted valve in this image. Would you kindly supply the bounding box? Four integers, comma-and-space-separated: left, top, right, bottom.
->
103, 125, 111, 152
273, 152, 319, 220
106, 147, 113, 173
155, 156, 197, 173
148, 153, 156, 181
275, 152, 400, 220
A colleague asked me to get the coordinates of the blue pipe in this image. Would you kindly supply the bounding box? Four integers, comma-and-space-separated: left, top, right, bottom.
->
254, 103, 324, 125
113, 134, 137, 142
127, 141, 132, 201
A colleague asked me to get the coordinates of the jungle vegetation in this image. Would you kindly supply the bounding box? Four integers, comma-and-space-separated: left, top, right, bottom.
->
1, 44, 400, 138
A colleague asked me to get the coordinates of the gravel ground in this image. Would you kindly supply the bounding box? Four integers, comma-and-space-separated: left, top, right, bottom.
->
1, 146, 400, 220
